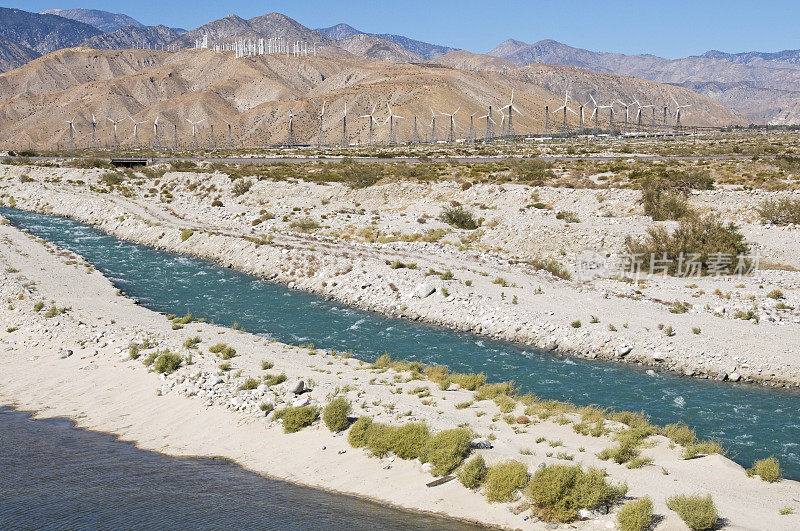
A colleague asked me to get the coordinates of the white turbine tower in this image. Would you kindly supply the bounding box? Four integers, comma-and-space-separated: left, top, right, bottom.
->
632, 96, 654, 134
223, 119, 233, 148
440, 107, 460, 143
64, 115, 77, 150
478, 105, 496, 142
616, 97, 631, 134
358, 104, 379, 146
553, 91, 578, 135
286, 107, 301, 146
498, 108, 507, 138
340, 102, 349, 147
500, 90, 522, 138
153, 115, 161, 149
671, 95, 691, 132
589, 95, 601, 134
107, 117, 124, 149
186, 118, 204, 149
468, 111, 478, 142
385, 103, 404, 145
317, 100, 327, 148
428, 107, 438, 143
129, 115, 146, 148
90, 113, 98, 148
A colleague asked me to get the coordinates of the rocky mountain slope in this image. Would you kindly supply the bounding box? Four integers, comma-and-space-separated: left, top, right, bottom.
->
82, 25, 185, 50
0, 38, 39, 73
316, 23, 457, 58
40, 8, 144, 33
0, 47, 743, 150
489, 38, 800, 125
0, 7, 101, 55
170, 13, 333, 49
336, 34, 423, 63
701, 48, 800, 70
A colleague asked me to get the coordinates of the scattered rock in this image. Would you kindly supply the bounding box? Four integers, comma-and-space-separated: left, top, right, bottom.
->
59, 348, 72, 359
289, 380, 305, 394
421, 462, 434, 473
470, 438, 493, 449
414, 282, 436, 298
729, 372, 741, 382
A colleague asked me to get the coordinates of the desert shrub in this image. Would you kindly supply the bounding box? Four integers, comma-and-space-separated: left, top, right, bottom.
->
747, 457, 781, 482
275, 405, 319, 433
153, 350, 182, 374
338, 160, 381, 188
128, 343, 141, 360
618, 496, 654, 531
666, 494, 719, 530
450, 372, 487, 390
439, 205, 480, 230
290, 217, 321, 232
597, 427, 654, 465
143, 351, 158, 366
366, 422, 430, 459
635, 169, 712, 221
33, 301, 45, 312
509, 158, 556, 183
261, 360, 274, 370
211, 199, 223, 207
180, 229, 193, 242
424, 365, 450, 386
209, 343, 236, 359
348, 416, 373, 447
555, 211, 580, 223
624, 216, 749, 276
766, 289, 784, 299
418, 428, 473, 476
474, 381, 516, 401
100, 171, 125, 186
526, 464, 627, 522
457, 455, 488, 488
240, 377, 259, 390
757, 197, 800, 226
661, 422, 697, 446
183, 336, 201, 349
263, 373, 287, 386
231, 178, 253, 196
322, 397, 352, 432
681, 440, 724, 459
522, 257, 572, 280
494, 395, 517, 413
485, 460, 529, 502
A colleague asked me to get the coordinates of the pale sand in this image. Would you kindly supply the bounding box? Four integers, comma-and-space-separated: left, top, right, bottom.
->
2, 202, 800, 529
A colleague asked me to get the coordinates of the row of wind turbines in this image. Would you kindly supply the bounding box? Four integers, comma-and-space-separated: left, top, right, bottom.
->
59, 90, 693, 150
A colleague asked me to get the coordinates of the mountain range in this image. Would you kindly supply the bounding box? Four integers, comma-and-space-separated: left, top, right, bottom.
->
0, 7, 795, 125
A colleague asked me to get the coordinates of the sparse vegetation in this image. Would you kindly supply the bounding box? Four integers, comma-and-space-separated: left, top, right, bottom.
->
747, 457, 781, 482
666, 494, 719, 531
617, 496, 654, 531
275, 405, 319, 433
322, 397, 352, 432
418, 428, 473, 476
153, 350, 182, 374
457, 454, 488, 489
757, 197, 800, 226
484, 461, 529, 503
439, 205, 480, 230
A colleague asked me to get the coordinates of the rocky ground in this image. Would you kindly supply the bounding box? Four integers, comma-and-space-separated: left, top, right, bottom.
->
1, 162, 799, 389
2, 204, 800, 530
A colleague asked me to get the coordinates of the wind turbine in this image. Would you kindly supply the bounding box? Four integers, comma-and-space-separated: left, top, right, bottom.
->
359, 104, 379, 146
385, 103, 403, 145
440, 107, 460, 143
129, 115, 146, 148
616, 97, 631, 134
498, 108, 507, 138
90, 113, 97, 148
317, 101, 326, 148
412, 115, 420, 144
64, 115, 77, 150
428, 107, 438, 143
153, 115, 161, 149
186, 118, 204, 149
223, 119, 233, 148
173, 123, 179, 150
671, 95, 691, 132
553, 91, 578, 135
589, 95, 601, 134
286, 107, 301, 146
209, 124, 217, 149
107, 117, 124, 149
500, 90, 522, 139
340, 102, 349, 147
632, 96, 653, 134
468, 111, 477, 142
479, 105, 495, 142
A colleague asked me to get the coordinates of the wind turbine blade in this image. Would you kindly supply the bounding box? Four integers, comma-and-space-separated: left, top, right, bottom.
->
554, 106, 566, 113
371, 103, 377, 115
395, 115, 404, 120
589, 94, 598, 107
512, 105, 523, 116
590, 109, 597, 119
671, 95, 679, 107
568, 107, 578, 116
453, 107, 460, 116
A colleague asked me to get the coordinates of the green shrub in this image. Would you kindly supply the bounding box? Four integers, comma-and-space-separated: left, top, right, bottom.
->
766, 289, 784, 299
597, 427, 653, 465
757, 197, 800, 226
232, 178, 253, 196
128, 343, 141, 360
290, 217, 321, 232
263, 373, 287, 386
485, 461, 529, 503
323, 397, 352, 432
450, 372, 486, 390
33, 301, 44, 312
366, 422, 430, 459
348, 416, 373, 447
209, 343, 236, 359
180, 229, 193, 242
624, 216, 749, 276
681, 440, 724, 459
494, 394, 517, 413
153, 351, 182, 374
261, 360, 274, 370
240, 377, 259, 390
143, 351, 158, 366
526, 464, 627, 523
666, 494, 719, 530
419, 428, 473, 476
457, 455, 488, 488
275, 405, 319, 433
661, 422, 697, 446
618, 496, 654, 531
474, 382, 516, 401
555, 210, 580, 223
439, 205, 480, 230
183, 336, 201, 349
747, 457, 781, 482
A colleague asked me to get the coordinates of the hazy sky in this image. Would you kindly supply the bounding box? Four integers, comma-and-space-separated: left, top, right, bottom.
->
15, 1, 799, 58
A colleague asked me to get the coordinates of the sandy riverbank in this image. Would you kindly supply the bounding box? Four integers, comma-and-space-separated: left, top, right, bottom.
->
1, 163, 799, 388
2, 191, 800, 529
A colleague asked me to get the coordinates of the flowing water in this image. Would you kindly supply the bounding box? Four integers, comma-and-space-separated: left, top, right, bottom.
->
0, 408, 480, 530
2, 207, 799, 480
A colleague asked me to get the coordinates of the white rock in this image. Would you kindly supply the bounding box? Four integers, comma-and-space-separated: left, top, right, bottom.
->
414, 282, 436, 298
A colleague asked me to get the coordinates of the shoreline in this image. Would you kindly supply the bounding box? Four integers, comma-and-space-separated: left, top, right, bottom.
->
2, 205, 800, 529
1, 164, 798, 389
0, 406, 494, 529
